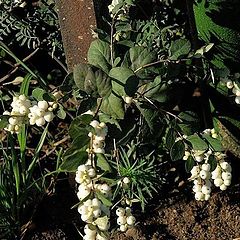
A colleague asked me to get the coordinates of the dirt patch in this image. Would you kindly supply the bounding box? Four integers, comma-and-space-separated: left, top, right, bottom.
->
111, 184, 240, 240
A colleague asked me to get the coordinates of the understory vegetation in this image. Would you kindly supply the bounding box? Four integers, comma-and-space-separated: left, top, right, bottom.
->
0, 0, 239, 239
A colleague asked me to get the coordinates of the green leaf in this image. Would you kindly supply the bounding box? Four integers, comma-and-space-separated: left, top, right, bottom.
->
60, 150, 88, 172
95, 191, 112, 207
185, 156, 195, 173
129, 46, 156, 75
169, 39, 191, 60
96, 153, 111, 172
178, 111, 200, 135
109, 67, 138, 97
170, 140, 185, 161
208, 154, 217, 171
144, 78, 172, 104
73, 64, 112, 97
32, 88, 46, 101
187, 135, 208, 151
0, 115, 9, 129
166, 128, 176, 150
69, 114, 93, 139
73, 63, 89, 91
100, 93, 124, 119
99, 113, 121, 130
135, 103, 159, 132
57, 105, 66, 119
87, 40, 111, 73
43, 92, 55, 102
202, 134, 223, 152
20, 74, 31, 96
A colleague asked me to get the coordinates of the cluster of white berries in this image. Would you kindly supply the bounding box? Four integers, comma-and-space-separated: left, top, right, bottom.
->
211, 155, 232, 191
3, 95, 31, 133
221, 79, 240, 104
76, 161, 111, 239
83, 224, 109, 240
116, 207, 136, 232
183, 132, 232, 201
28, 100, 56, 126
3, 94, 57, 133
88, 120, 108, 154
108, 0, 132, 20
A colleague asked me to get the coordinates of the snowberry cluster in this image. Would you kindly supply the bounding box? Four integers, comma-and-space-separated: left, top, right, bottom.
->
116, 207, 136, 232
183, 135, 232, 201
76, 162, 111, 240
3, 95, 31, 133
28, 100, 56, 126
117, 177, 131, 189
211, 154, 232, 191
3, 94, 58, 133
88, 120, 108, 154
221, 79, 240, 104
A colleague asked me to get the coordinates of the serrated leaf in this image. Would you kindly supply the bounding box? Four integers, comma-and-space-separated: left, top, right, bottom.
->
100, 93, 124, 119
96, 153, 111, 172
87, 40, 111, 73
185, 156, 195, 173
95, 191, 112, 207
60, 150, 88, 172
109, 67, 138, 97
170, 140, 185, 161
187, 135, 208, 151
169, 39, 191, 60
202, 134, 223, 152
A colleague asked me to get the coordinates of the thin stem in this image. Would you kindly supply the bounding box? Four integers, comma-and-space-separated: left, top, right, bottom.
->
134, 58, 188, 74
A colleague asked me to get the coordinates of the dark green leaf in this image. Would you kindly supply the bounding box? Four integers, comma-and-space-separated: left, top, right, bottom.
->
170, 140, 185, 161
60, 150, 88, 172
129, 46, 156, 75
166, 128, 176, 150
87, 40, 111, 73
100, 93, 124, 119
187, 135, 208, 151
208, 154, 217, 171
69, 114, 93, 139
73, 63, 89, 91
43, 92, 55, 102
169, 39, 191, 60
109, 67, 138, 97
185, 156, 195, 173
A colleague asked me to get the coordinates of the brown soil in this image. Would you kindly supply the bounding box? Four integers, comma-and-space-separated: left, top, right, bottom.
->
27, 183, 240, 240
111, 184, 240, 240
